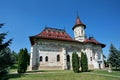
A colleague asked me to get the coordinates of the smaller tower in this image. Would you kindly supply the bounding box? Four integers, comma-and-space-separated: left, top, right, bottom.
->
72, 16, 86, 42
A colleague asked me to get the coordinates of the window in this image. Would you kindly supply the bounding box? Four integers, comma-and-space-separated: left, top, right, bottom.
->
40, 56, 42, 62
53, 31, 56, 33
57, 55, 60, 62
48, 30, 51, 32
45, 56, 48, 62
67, 55, 70, 62
48, 34, 51, 36
81, 30, 83, 35
90, 57, 92, 61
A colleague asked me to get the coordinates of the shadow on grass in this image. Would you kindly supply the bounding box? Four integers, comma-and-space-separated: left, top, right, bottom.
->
79, 70, 94, 73
112, 69, 120, 71
27, 70, 47, 73
87, 70, 94, 72
0, 73, 23, 80
72, 70, 94, 73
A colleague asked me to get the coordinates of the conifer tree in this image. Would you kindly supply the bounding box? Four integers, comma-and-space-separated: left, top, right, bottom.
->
17, 48, 29, 73
72, 52, 80, 73
108, 44, 120, 70
0, 23, 13, 74
81, 52, 88, 72
84, 53, 88, 71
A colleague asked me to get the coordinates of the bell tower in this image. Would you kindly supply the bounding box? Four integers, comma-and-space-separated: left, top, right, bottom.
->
72, 15, 86, 42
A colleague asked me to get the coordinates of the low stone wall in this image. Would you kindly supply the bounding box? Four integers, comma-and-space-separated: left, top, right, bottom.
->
38, 66, 63, 70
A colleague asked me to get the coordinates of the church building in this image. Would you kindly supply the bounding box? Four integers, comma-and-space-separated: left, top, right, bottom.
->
29, 16, 106, 70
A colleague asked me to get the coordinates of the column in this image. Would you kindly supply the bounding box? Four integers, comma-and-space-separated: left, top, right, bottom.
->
30, 44, 39, 70
101, 53, 105, 69
29, 46, 33, 70
62, 48, 67, 70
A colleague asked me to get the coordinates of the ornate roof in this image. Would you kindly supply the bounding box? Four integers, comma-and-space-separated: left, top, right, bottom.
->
29, 27, 105, 48
36, 27, 73, 40
29, 16, 105, 48
76, 16, 83, 25
72, 16, 86, 30
84, 37, 105, 48
29, 27, 76, 45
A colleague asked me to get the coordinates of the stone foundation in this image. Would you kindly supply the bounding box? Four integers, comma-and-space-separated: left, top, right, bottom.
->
38, 66, 63, 70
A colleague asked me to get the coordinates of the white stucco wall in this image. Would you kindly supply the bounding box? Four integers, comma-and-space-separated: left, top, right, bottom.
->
30, 40, 105, 70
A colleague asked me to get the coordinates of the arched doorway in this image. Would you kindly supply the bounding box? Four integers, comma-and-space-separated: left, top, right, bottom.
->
99, 63, 101, 69
67, 55, 70, 69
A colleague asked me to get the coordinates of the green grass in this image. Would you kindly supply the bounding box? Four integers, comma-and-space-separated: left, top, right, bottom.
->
93, 69, 120, 76
2, 70, 120, 80
9, 64, 18, 73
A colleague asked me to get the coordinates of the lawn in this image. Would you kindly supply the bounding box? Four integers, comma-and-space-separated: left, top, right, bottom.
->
2, 70, 120, 80
93, 69, 120, 76
9, 64, 18, 73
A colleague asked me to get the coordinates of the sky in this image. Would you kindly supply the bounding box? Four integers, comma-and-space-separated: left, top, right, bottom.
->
0, 0, 120, 58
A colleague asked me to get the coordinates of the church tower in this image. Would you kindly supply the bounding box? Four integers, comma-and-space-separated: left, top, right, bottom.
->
72, 16, 86, 42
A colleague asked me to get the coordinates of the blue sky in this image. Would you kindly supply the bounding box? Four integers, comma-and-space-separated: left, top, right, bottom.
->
0, 0, 120, 57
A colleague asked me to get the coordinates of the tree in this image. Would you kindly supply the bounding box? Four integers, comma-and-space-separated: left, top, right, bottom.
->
0, 23, 13, 75
72, 52, 80, 73
81, 52, 88, 72
107, 44, 120, 70
84, 53, 88, 71
17, 48, 29, 73
11, 51, 18, 63
117, 50, 120, 69
27, 53, 30, 65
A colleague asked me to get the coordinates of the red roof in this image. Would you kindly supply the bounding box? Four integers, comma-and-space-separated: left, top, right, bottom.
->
36, 27, 73, 40
76, 16, 83, 25
29, 27, 76, 45
29, 27, 105, 48
84, 37, 105, 48
72, 16, 86, 30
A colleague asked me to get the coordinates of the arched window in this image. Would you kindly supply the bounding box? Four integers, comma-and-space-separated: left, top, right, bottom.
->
57, 55, 60, 62
90, 57, 92, 61
81, 29, 84, 35
67, 55, 70, 62
45, 56, 48, 62
40, 56, 42, 62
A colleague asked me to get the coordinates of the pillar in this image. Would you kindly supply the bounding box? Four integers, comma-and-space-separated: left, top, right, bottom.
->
101, 53, 105, 69
29, 46, 33, 70
62, 48, 67, 70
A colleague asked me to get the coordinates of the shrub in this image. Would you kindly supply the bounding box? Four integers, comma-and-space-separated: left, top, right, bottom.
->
17, 48, 28, 73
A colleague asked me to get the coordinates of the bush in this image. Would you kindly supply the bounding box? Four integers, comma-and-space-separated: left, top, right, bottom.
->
17, 48, 29, 73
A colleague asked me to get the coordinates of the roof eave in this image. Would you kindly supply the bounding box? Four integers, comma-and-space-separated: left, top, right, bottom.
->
84, 41, 106, 48
72, 24, 86, 30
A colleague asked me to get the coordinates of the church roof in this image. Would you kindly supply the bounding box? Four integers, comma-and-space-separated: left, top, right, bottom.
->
29, 27, 75, 45
72, 16, 86, 30
84, 37, 105, 48
29, 27, 105, 48
36, 27, 73, 40
76, 16, 83, 25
